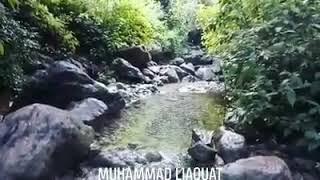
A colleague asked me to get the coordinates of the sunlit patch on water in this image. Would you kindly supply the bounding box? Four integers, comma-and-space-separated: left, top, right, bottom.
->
94, 83, 225, 153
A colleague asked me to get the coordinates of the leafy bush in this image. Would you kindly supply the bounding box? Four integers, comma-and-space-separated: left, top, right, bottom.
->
197, 0, 283, 53
85, 0, 165, 51
0, 8, 40, 92
204, 0, 320, 150
162, 0, 203, 54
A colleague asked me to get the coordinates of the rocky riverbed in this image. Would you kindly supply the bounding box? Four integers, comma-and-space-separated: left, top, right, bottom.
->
0, 46, 319, 180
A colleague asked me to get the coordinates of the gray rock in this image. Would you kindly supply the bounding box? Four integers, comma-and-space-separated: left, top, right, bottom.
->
172, 66, 189, 79
214, 155, 225, 167
159, 66, 180, 83
192, 128, 214, 146
195, 66, 218, 81
166, 69, 179, 83
181, 75, 199, 82
188, 142, 217, 163
0, 104, 94, 180
180, 63, 195, 75
292, 158, 316, 172
217, 129, 247, 163
183, 49, 204, 65
113, 58, 147, 83
198, 55, 214, 65
68, 98, 108, 127
222, 156, 293, 180
107, 83, 158, 106
11, 61, 125, 113
117, 46, 151, 68
145, 152, 163, 163
148, 66, 161, 74
142, 68, 156, 79
170, 57, 185, 66
147, 61, 158, 67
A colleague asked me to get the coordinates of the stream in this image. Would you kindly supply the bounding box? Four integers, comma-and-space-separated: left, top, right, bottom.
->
93, 82, 225, 155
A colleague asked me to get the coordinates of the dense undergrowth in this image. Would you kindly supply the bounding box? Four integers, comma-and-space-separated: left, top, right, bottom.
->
198, 0, 320, 151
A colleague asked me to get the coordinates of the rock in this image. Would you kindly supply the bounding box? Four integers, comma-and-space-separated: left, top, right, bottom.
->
159, 66, 179, 83
147, 61, 158, 67
222, 156, 293, 180
301, 173, 317, 180
117, 46, 151, 69
150, 49, 174, 64
145, 152, 163, 163
172, 66, 189, 79
107, 83, 158, 106
181, 75, 199, 82
195, 66, 218, 81
170, 57, 185, 66
292, 172, 303, 180
142, 68, 156, 79
214, 155, 225, 167
113, 58, 147, 83
216, 129, 247, 163
292, 158, 316, 172
180, 63, 195, 75
68, 98, 108, 127
183, 49, 204, 65
198, 55, 214, 65
11, 61, 125, 113
188, 142, 217, 163
148, 66, 161, 74
0, 104, 94, 180
155, 76, 169, 84
192, 128, 214, 146
85, 149, 147, 168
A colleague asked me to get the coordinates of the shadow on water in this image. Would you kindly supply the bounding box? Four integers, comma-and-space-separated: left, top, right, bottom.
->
93, 83, 225, 153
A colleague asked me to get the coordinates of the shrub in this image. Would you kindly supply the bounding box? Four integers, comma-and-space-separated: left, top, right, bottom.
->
0, 8, 40, 93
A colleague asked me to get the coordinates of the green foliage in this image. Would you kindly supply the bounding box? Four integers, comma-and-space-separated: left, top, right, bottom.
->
24, 0, 79, 51
209, 0, 320, 150
0, 9, 40, 92
162, 0, 203, 54
197, 0, 283, 53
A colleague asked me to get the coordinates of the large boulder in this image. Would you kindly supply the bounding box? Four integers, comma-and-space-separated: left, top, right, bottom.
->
180, 63, 195, 75
142, 68, 156, 79
170, 57, 185, 66
117, 46, 151, 69
0, 104, 94, 180
172, 66, 189, 79
195, 65, 219, 81
222, 156, 293, 180
68, 98, 109, 127
191, 128, 214, 146
11, 61, 125, 112
188, 142, 217, 163
216, 129, 247, 163
183, 49, 204, 65
159, 66, 180, 83
113, 58, 147, 83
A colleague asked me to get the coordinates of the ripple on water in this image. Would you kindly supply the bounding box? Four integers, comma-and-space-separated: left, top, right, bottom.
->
94, 83, 225, 153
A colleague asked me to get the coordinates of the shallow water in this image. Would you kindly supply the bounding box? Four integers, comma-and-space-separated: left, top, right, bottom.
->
94, 83, 225, 153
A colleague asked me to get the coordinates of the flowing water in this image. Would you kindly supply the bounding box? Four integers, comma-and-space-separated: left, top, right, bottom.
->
94, 82, 225, 154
